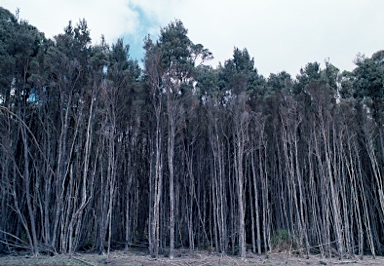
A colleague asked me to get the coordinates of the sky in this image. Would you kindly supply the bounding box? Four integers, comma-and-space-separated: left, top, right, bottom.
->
1, 0, 384, 77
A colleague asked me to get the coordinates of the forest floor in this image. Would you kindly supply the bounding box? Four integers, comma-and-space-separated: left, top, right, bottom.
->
0, 249, 383, 266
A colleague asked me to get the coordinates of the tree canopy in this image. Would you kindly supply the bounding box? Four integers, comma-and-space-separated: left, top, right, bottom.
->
1, 7, 384, 260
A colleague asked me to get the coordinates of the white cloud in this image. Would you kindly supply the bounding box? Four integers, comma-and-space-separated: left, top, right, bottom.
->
171, 0, 384, 76
1, 0, 138, 44
2, 0, 384, 76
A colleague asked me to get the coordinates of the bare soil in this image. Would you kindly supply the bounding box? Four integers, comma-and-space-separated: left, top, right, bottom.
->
0, 250, 383, 266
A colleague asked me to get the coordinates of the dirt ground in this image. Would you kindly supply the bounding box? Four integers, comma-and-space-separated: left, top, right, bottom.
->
0, 249, 383, 266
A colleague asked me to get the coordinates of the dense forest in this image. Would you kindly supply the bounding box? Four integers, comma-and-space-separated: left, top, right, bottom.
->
1, 7, 384, 259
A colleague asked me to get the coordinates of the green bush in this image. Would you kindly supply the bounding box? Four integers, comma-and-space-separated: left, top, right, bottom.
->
271, 229, 294, 252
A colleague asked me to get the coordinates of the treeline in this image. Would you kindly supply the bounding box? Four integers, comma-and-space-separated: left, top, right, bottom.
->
1, 7, 384, 259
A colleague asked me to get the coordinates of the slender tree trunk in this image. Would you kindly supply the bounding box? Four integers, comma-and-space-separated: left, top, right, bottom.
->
251, 150, 261, 255
166, 87, 177, 259
20, 125, 39, 256
233, 108, 249, 258
248, 165, 256, 254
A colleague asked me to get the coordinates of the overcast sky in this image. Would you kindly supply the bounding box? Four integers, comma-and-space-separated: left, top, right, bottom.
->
2, 0, 384, 77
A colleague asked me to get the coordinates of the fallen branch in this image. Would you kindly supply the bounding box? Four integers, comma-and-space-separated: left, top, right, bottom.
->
332, 261, 358, 265
221, 252, 240, 265
72, 256, 98, 266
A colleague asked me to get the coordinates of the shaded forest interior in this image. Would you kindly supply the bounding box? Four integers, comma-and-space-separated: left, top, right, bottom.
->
1, 6, 384, 259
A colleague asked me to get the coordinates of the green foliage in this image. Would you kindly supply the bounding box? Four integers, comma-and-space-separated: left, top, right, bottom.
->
294, 62, 322, 94
219, 47, 261, 95
351, 51, 384, 122
159, 20, 190, 63
0, 7, 46, 108
195, 65, 220, 99
271, 229, 296, 252
267, 71, 292, 92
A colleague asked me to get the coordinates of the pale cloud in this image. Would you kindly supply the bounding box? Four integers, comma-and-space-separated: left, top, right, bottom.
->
172, 0, 384, 76
2, 0, 384, 76
1, 0, 138, 44
130, 0, 180, 25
